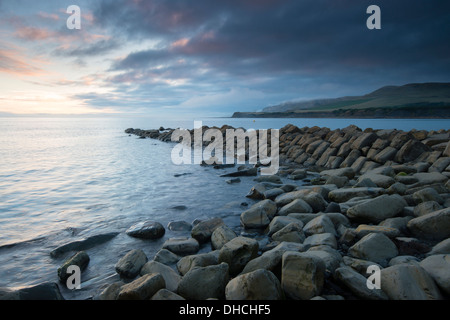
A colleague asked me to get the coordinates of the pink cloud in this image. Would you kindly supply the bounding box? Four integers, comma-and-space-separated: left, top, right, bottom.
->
14, 27, 56, 41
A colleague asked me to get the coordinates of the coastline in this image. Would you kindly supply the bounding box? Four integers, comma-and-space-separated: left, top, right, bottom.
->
1, 123, 449, 300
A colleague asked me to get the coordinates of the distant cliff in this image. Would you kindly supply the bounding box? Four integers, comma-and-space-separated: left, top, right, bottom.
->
232, 83, 450, 119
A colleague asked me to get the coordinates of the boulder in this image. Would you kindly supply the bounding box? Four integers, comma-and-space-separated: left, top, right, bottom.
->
97, 281, 124, 300
303, 233, 337, 249
191, 217, 224, 243
352, 132, 378, 150
117, 273, 165, 300
354, 225, 400, 239
246, 183, 267, 200
211, 225, 237, 250
320, 167, 356, 179
115, 249, 148, 279
240, 199, 277, 228
306, 245, 342, 274
126, 221, 165, 240
325, 175, 349, 188
380, 264, 443, 300
407, 207, 450, 241
162, 237, 200, 256
334, 266, 388, 300
428, 238, 450, 256
346, 194, 407, 223
348, 233, 398, 266
151, 289, 185, 300
240, 242, 304, 276
57, 251, 90, 284
267, 216, 303, 236
177, 263, 229, 300
281, 252, 326, 300
373, 146, 398, 163
303, 215, 336, 236
420, 254, 450, 295
357, 173, 395, 189
278, 198, 313, 216
140, 261, 181, 292
414, 201, 442, 217
153, 249, 180, 265
271, 222, 305, 243
412, 172, 448, 187
225, 269, 284, 300
218, 237, 259, 276
393, 237, 431, 256
176, 251, 219, 276
395, 140, 431, 163
412, 187, 444, 204
328, 187, 384, 203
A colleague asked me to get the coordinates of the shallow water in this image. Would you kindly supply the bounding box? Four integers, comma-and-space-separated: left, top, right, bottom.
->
0, 116, 448, 299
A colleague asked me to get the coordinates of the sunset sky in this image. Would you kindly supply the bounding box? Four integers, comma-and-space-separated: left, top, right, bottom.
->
0, 0, 449, 116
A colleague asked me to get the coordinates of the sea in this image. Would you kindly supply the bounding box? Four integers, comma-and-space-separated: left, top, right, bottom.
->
0, 116, 449, 299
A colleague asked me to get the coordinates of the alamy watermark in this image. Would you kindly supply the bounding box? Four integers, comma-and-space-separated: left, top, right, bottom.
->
170, 121, 280, 175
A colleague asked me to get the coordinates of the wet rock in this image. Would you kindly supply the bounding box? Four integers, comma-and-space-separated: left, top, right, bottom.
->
388, 255, 421, 267
303, 233, 337, 249
240, 199, 277, 228
306, 245, 342, 274
226, 178, 241, 184
167, 220, 192, 232
191, 217, 224, 244
151, 289, 185, 300
115, 249, 148, 279
0, 282, 64, 300
57, 251, 90, 284
395, 140, 431, 163
254, 175, 282, 184
320, 167, 356, 179
267, 216, 303, 236
413, 201, 443, 217
140, 261, 181, 292
420, 254, 450, 295
411, 172, 448, 187
412, 187, 444, 204
50, 232, 119, 258
393, 237, 431, 256
117, 273, 165, 300
177, 263, 229, 300
211, 225, 237, 250
349, 233, 398, 266
225, 269, 284, 300
303, 215, 336, 236
96, 281, 124, 300
407, 207, 450, 241
218, 236, 259, 276
281, 252, 325, 300
328, 187, 384, 203
346, 194, 407, 223
278, 198, 313, 216
357, 173, 395, 189
342, 256, 381, 276
325, 175, 348, 188
126, 221, 165, 240
153, 249, 181, 265
428, 238, 450, 256
271, 222, 305, 243
177, 251, 219, 276
334, 266, 388, 300
162, 237, 200, 256
263, 188, 285, 200
246, 184, 266, 200
380, 264, 443, 300
220, 167, 257, 177
354, 225, 400, 239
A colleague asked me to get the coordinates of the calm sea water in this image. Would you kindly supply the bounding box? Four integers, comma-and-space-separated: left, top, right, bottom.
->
0, 116, 448, 299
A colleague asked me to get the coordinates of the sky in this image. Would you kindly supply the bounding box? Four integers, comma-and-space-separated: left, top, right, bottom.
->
0, 0, 449, 117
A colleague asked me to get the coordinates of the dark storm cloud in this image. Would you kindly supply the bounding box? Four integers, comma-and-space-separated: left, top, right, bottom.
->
87, 0, 450, 112
99, 0, 450, 77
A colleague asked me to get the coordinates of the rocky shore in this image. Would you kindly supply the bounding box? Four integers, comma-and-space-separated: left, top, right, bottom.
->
2, 123, 449, 300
